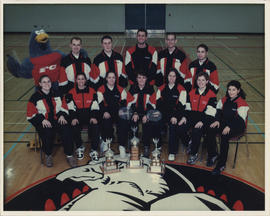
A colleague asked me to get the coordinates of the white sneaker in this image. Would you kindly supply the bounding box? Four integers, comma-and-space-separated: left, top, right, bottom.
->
119, 145, 126, 158
168, 154, 175, 161
76, 146, 85, 160
89, 150, 99, 161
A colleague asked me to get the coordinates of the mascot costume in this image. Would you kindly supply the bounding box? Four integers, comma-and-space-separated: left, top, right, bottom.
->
6, 28, 88, 87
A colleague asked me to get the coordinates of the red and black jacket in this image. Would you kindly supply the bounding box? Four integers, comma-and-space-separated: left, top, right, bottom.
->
97, 84, 129, 121
185, 87, 217, 124
156, 47, 189, 87
90, 50, 128, 90
65, 86, 99, 120
27, 89, 69, 127
30, 52, 62, 86
59, 52, 92, 95
185, 58, 219, 94
156, 83, 187, 121
125, 43, 158, 85
127, 84, 156, 116
216, 96, 249, 129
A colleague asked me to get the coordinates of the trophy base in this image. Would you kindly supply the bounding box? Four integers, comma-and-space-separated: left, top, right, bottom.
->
100, 164, 120, 174
147, 165, 165, 174
127, 159, 143, 169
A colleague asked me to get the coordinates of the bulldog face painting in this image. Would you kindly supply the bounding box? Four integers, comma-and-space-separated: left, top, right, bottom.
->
4, 157, 264, 211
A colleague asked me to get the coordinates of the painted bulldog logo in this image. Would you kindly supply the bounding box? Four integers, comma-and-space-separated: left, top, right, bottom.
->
4, 157, 264, 211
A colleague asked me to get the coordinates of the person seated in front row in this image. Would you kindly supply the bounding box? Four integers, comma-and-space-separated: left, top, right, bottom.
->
156, 68, 188, 161
211, 80, 249, 175
65, 73, 100, 161
27, 75, 76, 168
127, 71, 161, 158
97, 71, 130, 158
176, 72, 218, 166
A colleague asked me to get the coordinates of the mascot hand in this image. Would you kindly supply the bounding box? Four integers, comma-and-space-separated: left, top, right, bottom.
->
6, 55, 33, 78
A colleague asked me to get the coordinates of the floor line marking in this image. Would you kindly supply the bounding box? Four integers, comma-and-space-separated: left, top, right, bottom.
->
4, 124, 33, 159
217, 41, 239, 55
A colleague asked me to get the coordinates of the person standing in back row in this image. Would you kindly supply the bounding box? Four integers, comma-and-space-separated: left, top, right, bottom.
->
185, 44, 219, 94
156, 33, 189, 87
90, 35, 128, 90
125, 28, 158, 85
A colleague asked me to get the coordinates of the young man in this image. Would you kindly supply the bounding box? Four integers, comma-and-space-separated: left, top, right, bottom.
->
185, 44, 219, 94
125, 28, 158, 85
58, 37, 92, 96
127, 71, 161, 158
90, 35, 128, 90
156, 33, 189, 87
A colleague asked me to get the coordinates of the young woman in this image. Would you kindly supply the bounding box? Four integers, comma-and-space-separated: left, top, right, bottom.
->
27, 75, 76, 167
156, 68, 187, 161
211, 80, 249, 175
127, 71, 161, 158
177, 72, 218, 166
97, 71, 130, 158
65, 73, 100, 161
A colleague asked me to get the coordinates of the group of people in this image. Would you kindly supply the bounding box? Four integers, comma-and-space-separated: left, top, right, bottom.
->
26, 28, 249, 175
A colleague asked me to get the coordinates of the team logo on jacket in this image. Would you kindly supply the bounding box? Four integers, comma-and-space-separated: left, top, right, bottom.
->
4, 158, 264, 211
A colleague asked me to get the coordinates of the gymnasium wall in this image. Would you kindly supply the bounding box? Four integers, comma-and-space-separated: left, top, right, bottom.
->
166, 4, 264, 33
4, 4, 264, 33
4, 4, 125, 32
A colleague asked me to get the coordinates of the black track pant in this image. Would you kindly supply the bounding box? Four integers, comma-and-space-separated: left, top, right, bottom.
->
71, 115, 100, 151
176, 121, 217, 157
100, 118, 129, 147
35, 122, 73, 156
215, 123, 245, 167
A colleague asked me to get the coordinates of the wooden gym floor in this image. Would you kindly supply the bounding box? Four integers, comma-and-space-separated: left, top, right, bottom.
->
3, 33, 265, 200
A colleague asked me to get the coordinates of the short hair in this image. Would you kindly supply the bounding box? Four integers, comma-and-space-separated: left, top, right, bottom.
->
166, 32, 176, 39
76, 72, 87, 80
101, 35, 112, 43
197, 44, 208, 52
194, 72, 210, 89
70, 37, 82, 44
137, 28, 148, 37
137, 70, 148, 78
39, 74, 51, 83
105, 71, 116, 78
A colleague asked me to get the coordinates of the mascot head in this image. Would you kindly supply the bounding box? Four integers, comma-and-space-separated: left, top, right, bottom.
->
29, 28, 52, 58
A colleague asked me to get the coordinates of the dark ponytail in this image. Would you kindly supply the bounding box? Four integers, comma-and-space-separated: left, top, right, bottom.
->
226, 80, 246, 99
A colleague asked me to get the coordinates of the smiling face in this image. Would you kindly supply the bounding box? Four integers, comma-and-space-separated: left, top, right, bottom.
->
70, 39, 81, 55
228, 85, 240, 99
197, 75, 208, 89
166, 34, 177, 49
39, 76, 51, 92
137, 31, 147, 45
102, 38, 112, 53
76, 74, 87, 89
137, 74, 147, 87
168, 71, 177, 85
197, 47, 208, 61
106, 72, 116, 86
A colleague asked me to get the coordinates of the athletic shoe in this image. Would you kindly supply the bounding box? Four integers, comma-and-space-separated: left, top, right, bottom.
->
89, 150, 99, 161
144, 146, 150, 158
212, 165, 225, 175
206, 154, 218, 167
187, 153, 198, 165
45, 154, 53, 167
168, 154, 175, 161
66, 155, 77, 168
119, 145, 126, 158
75, 146, 85, 160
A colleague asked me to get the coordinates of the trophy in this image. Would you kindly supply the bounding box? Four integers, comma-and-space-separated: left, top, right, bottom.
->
127, 127, 143, 168
101, 138, 120, 174
147, 138, 165, 174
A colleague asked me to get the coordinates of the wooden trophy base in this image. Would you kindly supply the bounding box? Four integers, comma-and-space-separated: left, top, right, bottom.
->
127, 159, 143, 169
